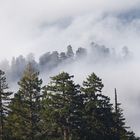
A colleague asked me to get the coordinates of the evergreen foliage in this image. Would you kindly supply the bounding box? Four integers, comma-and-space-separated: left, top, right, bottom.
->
42, 72, 83, 140
80, 73, 114, 140
0, 68, 138, 140
0, 70, 13, 140
8, 64, 43, 140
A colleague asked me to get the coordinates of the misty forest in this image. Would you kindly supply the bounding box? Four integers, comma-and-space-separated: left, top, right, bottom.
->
0, 44, 139, 140
1, 0, 140, 140
0, 43, 131, 83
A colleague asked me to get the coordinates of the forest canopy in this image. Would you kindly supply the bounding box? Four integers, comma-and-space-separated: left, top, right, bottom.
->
0, 63, 138, 140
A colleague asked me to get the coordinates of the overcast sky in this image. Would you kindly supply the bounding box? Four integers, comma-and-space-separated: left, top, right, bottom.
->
0, 0, 140, 60
1, 0, 140, 136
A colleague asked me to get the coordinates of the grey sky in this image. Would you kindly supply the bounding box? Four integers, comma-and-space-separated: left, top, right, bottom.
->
0, 0, 140, 60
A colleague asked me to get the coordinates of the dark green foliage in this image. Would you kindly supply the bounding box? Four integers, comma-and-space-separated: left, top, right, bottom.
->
42, 72, 83, 140
80, 73, 114, 140
7, 93, 26, 140
0, 69, 138, 140
0, 70, 13, 140
113, 89, 139, 140
8, 64, 43, 140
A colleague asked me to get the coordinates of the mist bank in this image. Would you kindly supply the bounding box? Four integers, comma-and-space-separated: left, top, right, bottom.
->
0, 41, 131, 83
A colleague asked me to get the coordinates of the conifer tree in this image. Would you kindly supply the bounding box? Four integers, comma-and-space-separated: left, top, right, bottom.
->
8, 64, 43, 140
113, 89, 139, 140
81, 73, 115, 140
66, 45, 74, 58
0, 70, 12, 140
43, 72, 83, 140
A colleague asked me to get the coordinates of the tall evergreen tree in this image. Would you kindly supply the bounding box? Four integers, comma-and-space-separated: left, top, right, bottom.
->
8, 64, 43, 140
66, 45, 74, 58
81, 73, 115, 140
43, 72, 83, 140
0, 70, 12, 140
113, 89, 139, 140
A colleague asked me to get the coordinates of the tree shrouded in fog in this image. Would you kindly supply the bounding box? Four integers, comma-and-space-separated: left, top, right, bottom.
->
66, 45, 74, 58
0, 43, 131, 84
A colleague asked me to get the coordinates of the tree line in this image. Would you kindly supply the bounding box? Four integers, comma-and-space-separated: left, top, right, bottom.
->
0, 43, 130, 83
0, 63, 138, 140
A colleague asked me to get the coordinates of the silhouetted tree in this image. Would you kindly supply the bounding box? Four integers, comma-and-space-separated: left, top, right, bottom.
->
66, 45, 74, 58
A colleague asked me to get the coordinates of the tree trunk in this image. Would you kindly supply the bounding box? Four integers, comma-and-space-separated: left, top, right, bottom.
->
0, 92, 3, 140
63, 127, 69, 140
0, 111, 3, 140
29, 100, 34, 140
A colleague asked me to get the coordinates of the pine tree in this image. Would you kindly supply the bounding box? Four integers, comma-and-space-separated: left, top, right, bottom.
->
113, 89, 139, 140
8, 64, 43, 140
43, 72, 83, 140
66, 45, 74, 58
81, 73, 115, 140
0, 70, 12, 140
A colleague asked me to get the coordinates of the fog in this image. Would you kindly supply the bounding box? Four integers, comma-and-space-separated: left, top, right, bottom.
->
0, 0, 140, 136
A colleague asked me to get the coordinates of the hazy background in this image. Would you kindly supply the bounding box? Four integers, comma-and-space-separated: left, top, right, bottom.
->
0, 0, 140, 135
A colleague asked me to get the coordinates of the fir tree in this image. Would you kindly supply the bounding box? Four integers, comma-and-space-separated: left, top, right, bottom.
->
8, 64, 43, 140
113, 89, 139, 140
43, 72, 83, 140
0, 70, 12, 140
81, 73, 115, 140
66, 45, 74, 58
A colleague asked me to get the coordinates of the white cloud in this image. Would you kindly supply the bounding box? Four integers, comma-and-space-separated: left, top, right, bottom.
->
0, 0, 140, 60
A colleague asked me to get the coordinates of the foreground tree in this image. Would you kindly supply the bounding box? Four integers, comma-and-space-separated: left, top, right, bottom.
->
43, 72, 83, 140
113, 89, 139, 140
0, 70, 12, 140
81, 73, 116, 140
8, 64, 43, 140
